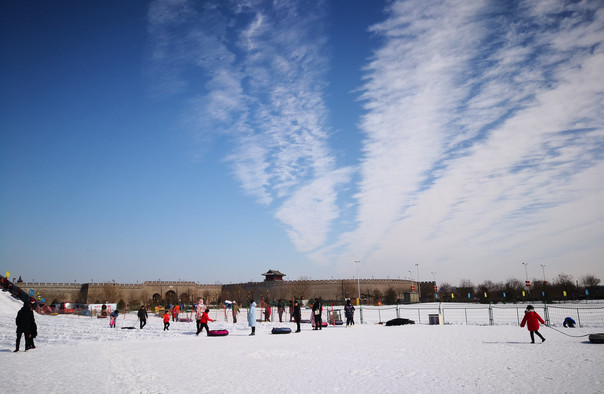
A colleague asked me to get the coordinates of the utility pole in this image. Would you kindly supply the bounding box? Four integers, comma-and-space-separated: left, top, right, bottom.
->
415, 264, 421, 303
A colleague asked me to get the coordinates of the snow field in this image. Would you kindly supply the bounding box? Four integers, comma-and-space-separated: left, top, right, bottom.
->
1, 292, 603, 393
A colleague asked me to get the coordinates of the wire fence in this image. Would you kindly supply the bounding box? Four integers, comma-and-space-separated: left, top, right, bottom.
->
353, 302, 604, 327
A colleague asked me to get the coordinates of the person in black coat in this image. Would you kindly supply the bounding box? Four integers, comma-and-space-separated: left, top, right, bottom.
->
137, 305, 148, 329
15, 301, 36, 352
293, 300, 302, 333
344, 299, 355, 327
312, 298, 323, 330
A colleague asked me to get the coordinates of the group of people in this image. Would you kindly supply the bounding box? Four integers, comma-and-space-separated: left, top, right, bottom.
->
16, 296, 572, 348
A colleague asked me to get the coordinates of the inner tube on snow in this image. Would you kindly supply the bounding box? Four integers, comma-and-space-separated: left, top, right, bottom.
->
300, 319, 311, 324
588, 333, 604, 343
271, 327, 292, 334
207, 329, 229, 337
334, 320, 344, 325
385, 318, 415, 326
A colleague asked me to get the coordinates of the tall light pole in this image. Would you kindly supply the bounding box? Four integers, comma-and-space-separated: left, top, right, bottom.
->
540, 264, 546, 283
431, 271, 437, 301
415, 264, 421, 302
354, 260, 361, 305
354, 260, 363, 324
522, 262, 532, 300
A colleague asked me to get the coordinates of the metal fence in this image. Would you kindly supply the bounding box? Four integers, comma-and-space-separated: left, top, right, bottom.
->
354, 302, 604, 327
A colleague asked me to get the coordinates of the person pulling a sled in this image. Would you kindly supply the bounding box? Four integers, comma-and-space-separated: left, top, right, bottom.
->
520, 305, 546, 343
197, 308, 214, 336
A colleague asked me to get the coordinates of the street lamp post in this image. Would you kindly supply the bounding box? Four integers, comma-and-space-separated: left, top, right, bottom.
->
415, 264, 421, 303
431, 271, 437, 301
522, 262, 532, 300
354, 260, 363, 324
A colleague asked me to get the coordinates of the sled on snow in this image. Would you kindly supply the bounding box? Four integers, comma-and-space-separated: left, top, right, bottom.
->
385, 318, 415, 326
271, 327, 292, 334
207, 329, 229, 337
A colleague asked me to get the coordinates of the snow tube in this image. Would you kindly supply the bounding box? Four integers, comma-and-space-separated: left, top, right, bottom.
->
300, 319, 311, 324
334, 320, 344, 325
207, 329, 229, 337
385, 318, 415, 326
271, 327, 292, 334
589, 333, 604, 343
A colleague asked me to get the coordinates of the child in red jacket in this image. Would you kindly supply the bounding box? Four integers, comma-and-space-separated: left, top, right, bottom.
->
163, 310, 170, 331
197, 308, 214, 336
520, 305, 545, 343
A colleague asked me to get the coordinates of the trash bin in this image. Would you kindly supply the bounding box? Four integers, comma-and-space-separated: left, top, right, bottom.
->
428, 314, 442, 325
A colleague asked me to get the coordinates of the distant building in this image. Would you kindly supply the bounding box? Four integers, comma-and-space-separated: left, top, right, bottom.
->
262, 269, 286, 281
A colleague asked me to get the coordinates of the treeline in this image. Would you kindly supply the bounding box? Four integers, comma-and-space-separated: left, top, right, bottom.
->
425, 273, 602, 303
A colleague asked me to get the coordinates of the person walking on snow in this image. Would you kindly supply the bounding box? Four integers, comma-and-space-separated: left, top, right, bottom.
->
520, 305, 546, 343
293, 300, 302, 333
15, 300, 36, 352
312, 298, 323, 330
248, 300, 257, 336
195, 299, 206, 335
344, 299, 355, 327
138, 305, 148, 329
232, 301, 239, 324
163, 309, 170, 331
109, 309, 118, 328
197, 308, 214, 335
172, 304, 180, 322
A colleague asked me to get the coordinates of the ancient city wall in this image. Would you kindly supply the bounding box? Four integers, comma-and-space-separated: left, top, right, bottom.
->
19, 278, 426, 305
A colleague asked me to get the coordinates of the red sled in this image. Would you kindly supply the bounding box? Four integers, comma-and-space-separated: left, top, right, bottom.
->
207, 329, 229, 337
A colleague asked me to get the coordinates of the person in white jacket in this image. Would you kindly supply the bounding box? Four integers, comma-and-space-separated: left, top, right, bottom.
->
195, 299, 205, 335
247, 300, 257, 336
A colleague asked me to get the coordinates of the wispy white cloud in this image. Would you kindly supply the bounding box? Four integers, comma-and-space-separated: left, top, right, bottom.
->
146, 0, 352, 252
324, 0, 604, 281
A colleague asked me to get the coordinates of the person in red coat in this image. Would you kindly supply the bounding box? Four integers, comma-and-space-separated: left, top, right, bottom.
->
520, 305, 546, 343
197, 308, 214, 336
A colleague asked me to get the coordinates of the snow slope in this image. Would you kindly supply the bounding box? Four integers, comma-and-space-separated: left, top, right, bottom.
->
1, 292, 602, 393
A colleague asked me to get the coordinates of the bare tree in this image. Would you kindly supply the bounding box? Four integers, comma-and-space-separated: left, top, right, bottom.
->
581, 274, 601, 288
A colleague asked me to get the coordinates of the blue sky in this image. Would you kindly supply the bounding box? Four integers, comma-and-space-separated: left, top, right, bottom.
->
1, 0, 603, 286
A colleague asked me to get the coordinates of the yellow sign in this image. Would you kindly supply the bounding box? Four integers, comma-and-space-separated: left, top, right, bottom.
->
5, 271, 10, 278
522, 291, 526, 297
563, 291, 567, 297
484, 292, 487, 298
451, 293, 455, 299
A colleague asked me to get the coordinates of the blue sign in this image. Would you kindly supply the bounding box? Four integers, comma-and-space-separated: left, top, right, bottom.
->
542, 291, 545, 297
468, 293, 471, 299
29, 289, 34, 296
503, 292, 506, 298
586, 289, 590, 295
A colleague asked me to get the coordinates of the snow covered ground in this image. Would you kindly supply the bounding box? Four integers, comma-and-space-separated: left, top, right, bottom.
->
1, 292, 603, 393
